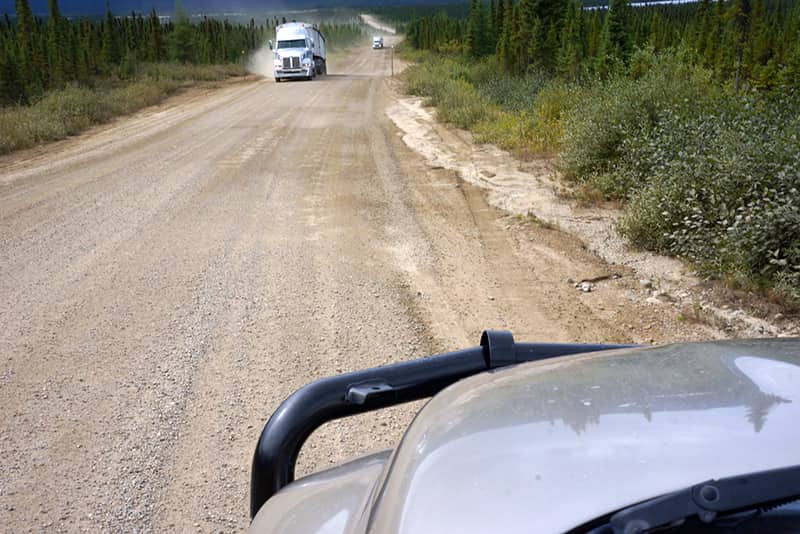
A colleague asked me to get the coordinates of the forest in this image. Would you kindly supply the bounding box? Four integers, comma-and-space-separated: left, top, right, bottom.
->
0, 1, 363, 152
406, 0, 800, 86
0, 1, 364, 105
399, 0, 800, 305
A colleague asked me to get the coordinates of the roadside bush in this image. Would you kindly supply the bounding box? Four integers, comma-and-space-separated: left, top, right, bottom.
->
402, 47, 800, 303
474, 110, 536, 152
560, 50, 715, 191
405, 58, 495, 129
476, 72, 548, 113
436, 78, 494, 128
528, 81, 581, 154
618, 91, 800, 302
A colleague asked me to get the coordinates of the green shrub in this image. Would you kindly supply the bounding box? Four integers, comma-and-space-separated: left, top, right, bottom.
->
404, 58, 496, 129
474, 110, 535, 152
560, 50, 715, 190
476, 72, 547, 113
528, 81, 581, 154
618, 91, 800, 301
436, 78, 494, 128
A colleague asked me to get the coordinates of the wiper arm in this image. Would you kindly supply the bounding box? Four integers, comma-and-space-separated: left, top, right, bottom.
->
610, 464, 800, 534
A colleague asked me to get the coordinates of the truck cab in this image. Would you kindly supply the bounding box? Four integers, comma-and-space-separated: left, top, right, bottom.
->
372, 36, 383, 49
270, 23, 326, 82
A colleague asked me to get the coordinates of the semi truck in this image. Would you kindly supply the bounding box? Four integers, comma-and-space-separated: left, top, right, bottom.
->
269, 22, 326, 82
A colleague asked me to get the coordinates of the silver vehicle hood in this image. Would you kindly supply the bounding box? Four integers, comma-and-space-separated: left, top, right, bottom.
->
253, 339, 800, 533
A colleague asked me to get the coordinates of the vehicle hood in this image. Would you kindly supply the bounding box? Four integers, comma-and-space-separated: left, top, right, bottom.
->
275, 48, 306, 55
366, 339, 800, 533
251, 339, 800, 534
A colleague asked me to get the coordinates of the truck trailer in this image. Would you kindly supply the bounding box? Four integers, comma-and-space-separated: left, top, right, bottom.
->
269, 22, 326, 82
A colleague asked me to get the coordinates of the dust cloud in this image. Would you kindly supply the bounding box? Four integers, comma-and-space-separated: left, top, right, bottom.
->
246, 45, 275, 79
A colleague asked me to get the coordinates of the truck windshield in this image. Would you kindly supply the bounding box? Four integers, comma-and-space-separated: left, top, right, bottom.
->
277, 39, 306, 49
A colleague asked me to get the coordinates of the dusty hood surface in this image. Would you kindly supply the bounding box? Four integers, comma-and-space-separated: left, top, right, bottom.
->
365, 339, 800, 533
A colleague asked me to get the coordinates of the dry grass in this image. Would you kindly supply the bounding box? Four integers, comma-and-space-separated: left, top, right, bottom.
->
0, 63, 245, 155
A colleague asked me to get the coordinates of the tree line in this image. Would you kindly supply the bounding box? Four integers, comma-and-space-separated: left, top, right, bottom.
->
0, 0, 267, 105
1, 2, 364, 106
407, 0, 800, 88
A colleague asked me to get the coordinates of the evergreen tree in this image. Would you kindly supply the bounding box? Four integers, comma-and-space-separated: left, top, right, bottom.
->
515, 0, 537, 73
597, 0, 632, 75
0, 39, 25, 104
101, 6, 120, 68
586, 9, 602, 59
15, 0, 38, 96
728, 0, 751, 90
47, 0, 65, 86
169, 0, 196, 63
497, 0, 516, 70
557, 0, 584, 79
467, 0, 491, 57
148, 9, 165, 62
532, 0, 566, 72
496, 0, 506, 38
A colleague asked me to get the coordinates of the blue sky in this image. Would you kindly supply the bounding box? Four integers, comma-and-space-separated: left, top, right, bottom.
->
0, 0, 305, 16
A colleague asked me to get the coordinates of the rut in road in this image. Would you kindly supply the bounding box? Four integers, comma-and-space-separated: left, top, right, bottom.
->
0, 36, 716, 532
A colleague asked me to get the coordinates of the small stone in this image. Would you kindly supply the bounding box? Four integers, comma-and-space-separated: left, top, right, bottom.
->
580, 282, 593, 293
639, 279, 652, 289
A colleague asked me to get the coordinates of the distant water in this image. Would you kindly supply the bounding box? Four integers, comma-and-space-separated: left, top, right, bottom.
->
586, 0, 700, 9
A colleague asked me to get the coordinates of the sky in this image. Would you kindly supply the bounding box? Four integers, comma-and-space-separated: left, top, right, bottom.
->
1, 0, 444, 17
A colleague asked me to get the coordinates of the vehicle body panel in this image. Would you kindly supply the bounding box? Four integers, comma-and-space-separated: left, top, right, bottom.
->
250, 451, 389, 534
251, 339, 800, 533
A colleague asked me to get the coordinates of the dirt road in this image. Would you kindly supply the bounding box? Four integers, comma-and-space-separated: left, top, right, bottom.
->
0, 40, 719, 531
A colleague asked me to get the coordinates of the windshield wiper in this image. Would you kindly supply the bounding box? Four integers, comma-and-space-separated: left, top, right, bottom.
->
608, 465, 800, 534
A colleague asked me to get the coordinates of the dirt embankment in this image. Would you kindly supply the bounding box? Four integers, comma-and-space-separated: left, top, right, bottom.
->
385, 92, 799, 340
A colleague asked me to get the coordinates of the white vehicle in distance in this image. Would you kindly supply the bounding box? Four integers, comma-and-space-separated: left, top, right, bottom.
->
372, 35, 383, 49
269, 22, 326, 82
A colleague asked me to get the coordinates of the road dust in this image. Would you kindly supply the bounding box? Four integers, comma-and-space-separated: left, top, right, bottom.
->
360, 14, 396, 35
246, 45, 275, 79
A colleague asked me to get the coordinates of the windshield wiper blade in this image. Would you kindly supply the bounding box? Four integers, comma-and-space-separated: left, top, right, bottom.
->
610, 464, 800, 534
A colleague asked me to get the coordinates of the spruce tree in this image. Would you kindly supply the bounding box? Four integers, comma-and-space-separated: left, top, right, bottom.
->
47, 0, 65, 86
169, 0, 195, 63
532, 0, 566, 72
596, 0, 632, 75
557, 0, 584, 79
496, 0, 506, 38
101, 6, 120, 68
467, 0, 491, 58
728, 0, 751, 90
15, 0, 36, 97
497, 0, 515, 70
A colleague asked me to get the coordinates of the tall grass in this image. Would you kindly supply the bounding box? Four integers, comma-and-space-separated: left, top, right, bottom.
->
0, 63, 245, 155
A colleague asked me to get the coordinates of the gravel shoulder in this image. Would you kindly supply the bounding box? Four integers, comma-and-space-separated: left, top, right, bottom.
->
0, 35, 788, 533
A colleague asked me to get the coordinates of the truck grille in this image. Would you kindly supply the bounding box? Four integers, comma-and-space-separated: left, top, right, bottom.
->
282, 57, 300, 69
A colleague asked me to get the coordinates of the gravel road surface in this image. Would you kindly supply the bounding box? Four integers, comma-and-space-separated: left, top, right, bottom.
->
0, 39, 718, 531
